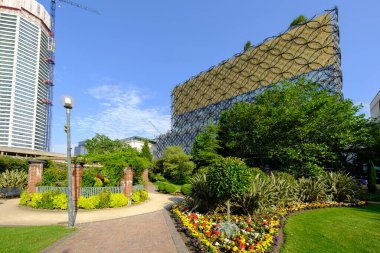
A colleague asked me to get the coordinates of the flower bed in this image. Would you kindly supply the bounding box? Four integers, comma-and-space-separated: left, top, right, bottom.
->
171, 201, 366, 253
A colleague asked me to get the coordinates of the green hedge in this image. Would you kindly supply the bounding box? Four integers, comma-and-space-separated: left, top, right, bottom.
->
0, 156, 28, 173
19, 190, 148, 210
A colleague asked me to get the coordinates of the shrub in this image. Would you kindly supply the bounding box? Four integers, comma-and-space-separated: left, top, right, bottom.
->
78, 195, 100, 209
0, 169, 28, 189
269, 173, 299, 208
158, 182, 168, 192
189, 173, 216, 213
181, 184, 192, 196
38, 190, 59, 209
93, 177, 103, 187
251, 167, 267, 179
19, 191, 30, 206
97, 191, 111, 208
368, 162, 377, 194
235, 175, 277, 216
109, 193, 128, 208
52, 193, 68, 210
0, 156, 28, 173
320, 171, 360, 202
131, 191, 141, 203
28, 193, 43, 208
41, 167, 67, 187
138, 190, 149, 201
207, 157, 253, 202
298, 177, 327, 202
164, 183, 177, 194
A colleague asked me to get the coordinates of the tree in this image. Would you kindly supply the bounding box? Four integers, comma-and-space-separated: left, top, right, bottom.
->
244, 41, 252, 51
289, 15, 308, 28
218, 78, 372, 177
191, 123, 222, 171
84, 134, 126, 154
140, 139, 153, 162
162, 146, 195, 183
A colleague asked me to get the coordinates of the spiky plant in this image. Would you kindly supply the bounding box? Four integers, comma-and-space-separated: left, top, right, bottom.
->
0, 169, 28, 189
188, 173, 216, 212
320, 171, 360, 202
298, 177, 327, 202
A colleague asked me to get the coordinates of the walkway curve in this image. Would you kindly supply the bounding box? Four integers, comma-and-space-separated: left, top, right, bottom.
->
0, 190, 183, 226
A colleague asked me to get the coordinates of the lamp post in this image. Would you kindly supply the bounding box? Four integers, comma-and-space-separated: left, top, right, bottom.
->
64, 97, 74, 227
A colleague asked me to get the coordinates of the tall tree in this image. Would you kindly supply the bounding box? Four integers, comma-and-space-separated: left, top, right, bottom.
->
162, 146, 195, 183
140, 139, 153, 162
191, 123, 222, 171
218, 78, 372, 177
84, 134, 126, 154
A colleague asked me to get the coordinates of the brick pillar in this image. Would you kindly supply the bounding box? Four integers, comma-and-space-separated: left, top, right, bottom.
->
27, 160, 45, 194
71, 163, 83, 207
121, 167, 133, 197
143, 169, 149, 190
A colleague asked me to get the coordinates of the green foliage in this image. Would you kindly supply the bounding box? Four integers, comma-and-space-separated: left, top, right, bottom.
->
191, 123, 222, 171
19, 191, 30, 206
40, 167, 67, 187
0, 169, 28, 189
78, 195, 100, 209
181, 184, 192, 196
97, 190, 111, 208
320, 171, 360, 202
149, 172, 166, 182
218, 78, 371, 176
298, 177, 327, 202
207, 157, 253, 201
140, 139, 153, 162
109, 193, 129, 208
84, 133, 127, 154
162, 146, 195, 183
235, 173, 299, 216
0, 156, 28, 173
20, 190, 68, 210
235, 175, 277, 216
158, 181, 168, 192
289, 15, 308, 28
52, 193, 68, 210
251, 167, 267, 179
368, 162, 377, 194
130, 191, 141, 203
188, 173, 216, 212
93, 177, 103, 187
137, 190, 149, 201
164, 183, 177, 194
244, 40, 252, 51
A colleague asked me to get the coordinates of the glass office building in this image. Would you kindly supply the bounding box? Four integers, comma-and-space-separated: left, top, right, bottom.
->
0, 0, 52, 151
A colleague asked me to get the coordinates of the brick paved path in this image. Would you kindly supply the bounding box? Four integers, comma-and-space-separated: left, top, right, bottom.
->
44, 184, 188, 253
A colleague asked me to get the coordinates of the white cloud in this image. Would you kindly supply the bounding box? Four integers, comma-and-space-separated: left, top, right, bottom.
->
75, 84, 171, 140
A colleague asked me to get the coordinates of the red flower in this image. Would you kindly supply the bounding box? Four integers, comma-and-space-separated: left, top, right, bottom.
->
249, 245, 255, 250
239, 244, 245, 250
246, 227, 252, 231
263, 221, 268, 225
212, 229, 220, 235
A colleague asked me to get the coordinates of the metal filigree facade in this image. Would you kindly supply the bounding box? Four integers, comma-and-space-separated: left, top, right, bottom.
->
156, 8, 342, 157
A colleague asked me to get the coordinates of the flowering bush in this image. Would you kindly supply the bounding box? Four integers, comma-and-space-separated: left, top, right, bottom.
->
110, 193, 129, 208
172, 200, 366, 252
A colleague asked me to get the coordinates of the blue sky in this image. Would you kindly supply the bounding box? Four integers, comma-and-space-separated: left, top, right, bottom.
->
37, 0, 380, 153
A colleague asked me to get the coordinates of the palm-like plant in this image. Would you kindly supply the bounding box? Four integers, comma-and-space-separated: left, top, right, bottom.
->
298, 177, 327, 202
320, 171, 360, 202
0, 169, 28, 189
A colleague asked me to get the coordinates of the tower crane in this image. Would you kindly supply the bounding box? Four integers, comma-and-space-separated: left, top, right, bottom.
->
44, 0, 99, 151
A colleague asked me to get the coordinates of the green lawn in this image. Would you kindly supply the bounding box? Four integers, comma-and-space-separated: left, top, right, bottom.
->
281, 204, 380, 253
0, 225, 75, 253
